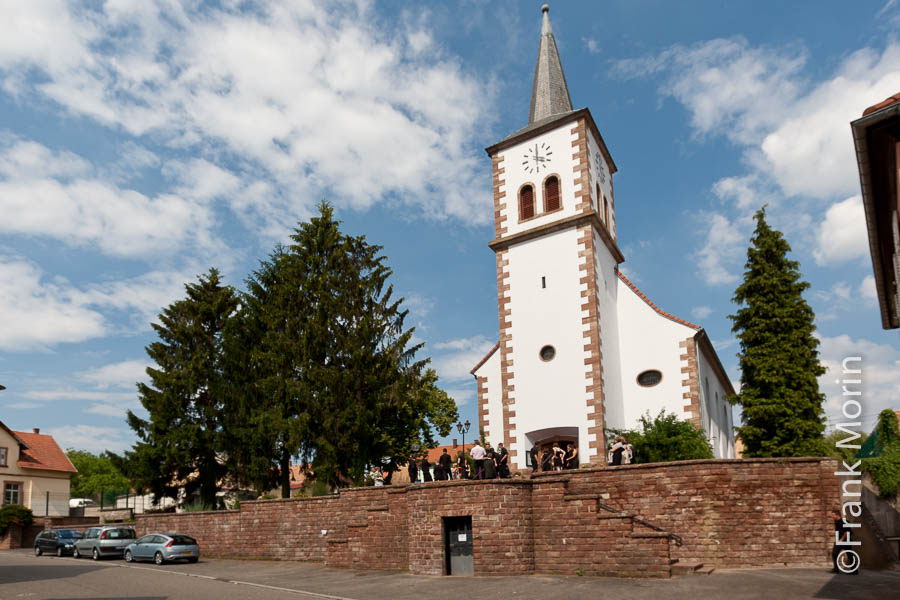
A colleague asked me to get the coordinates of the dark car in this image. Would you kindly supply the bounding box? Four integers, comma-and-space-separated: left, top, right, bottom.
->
124, 533, 199, 565
34, 529, 82, 557
73, 525, 136, 560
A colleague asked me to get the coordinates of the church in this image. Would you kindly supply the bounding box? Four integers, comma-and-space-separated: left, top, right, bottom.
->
471, 5, 735, 470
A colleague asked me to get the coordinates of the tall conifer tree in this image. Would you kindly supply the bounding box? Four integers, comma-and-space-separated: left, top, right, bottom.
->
125, 268, 237, 507
729, 208, 825, 457
233, 202, 457, 493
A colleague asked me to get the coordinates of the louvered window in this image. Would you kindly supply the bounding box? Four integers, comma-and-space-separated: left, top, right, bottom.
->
520, 185, 535, 220
544, 176, 560, 212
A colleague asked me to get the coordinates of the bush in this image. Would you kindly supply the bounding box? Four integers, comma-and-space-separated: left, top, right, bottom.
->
607, 410, 713, 464
0, 505, 33, 535
862, 409, 900, 498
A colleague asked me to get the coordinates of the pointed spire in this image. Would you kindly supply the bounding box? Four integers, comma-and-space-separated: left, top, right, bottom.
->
528, 4, 573, 124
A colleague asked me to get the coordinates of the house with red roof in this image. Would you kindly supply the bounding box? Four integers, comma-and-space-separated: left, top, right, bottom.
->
0, 422, 76, 516
471, 6, 735, 472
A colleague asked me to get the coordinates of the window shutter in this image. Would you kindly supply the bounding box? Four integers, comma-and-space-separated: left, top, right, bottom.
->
545, 176, 560, 211
520, 186, 535, 219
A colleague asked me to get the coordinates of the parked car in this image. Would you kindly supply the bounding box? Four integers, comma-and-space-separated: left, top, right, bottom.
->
73, 525, 136, 560
68, 498, 96, 509
124, 533, 199, 565
33, 529, 82, 557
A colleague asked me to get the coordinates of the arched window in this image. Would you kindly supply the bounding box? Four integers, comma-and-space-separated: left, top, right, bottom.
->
544, 176, 560, 212
520, 185, 535, 220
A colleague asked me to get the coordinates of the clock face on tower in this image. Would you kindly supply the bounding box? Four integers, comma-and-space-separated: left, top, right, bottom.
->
522, 141, 552, 174
595, 151, 606, 183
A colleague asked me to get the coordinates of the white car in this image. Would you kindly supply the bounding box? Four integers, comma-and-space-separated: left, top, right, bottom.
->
69, 498, 96, 509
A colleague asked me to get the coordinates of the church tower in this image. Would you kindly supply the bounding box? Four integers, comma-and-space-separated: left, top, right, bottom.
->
477, 4, 623, 468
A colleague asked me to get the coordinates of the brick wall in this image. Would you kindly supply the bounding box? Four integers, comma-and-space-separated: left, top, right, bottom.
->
120, 458, 838, 577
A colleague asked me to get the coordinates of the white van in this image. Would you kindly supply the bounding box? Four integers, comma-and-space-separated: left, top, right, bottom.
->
68, 498, 96, 509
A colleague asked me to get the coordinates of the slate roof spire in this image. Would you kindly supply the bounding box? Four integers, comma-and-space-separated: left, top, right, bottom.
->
528, 4, 573, 124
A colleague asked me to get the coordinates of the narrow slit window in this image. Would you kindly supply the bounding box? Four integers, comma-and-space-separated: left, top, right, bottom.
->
544, 176, 560, 212
520, 185, 535, 220
603, 196, 610, 229
541, 276, 546, 289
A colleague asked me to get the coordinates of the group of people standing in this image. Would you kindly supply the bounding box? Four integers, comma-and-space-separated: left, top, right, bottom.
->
407, 440, 511, 483
529, 442, 579, 472
607, 436, 634, 465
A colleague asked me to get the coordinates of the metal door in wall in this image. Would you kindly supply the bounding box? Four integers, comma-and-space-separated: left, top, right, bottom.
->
443, 516, 473, 575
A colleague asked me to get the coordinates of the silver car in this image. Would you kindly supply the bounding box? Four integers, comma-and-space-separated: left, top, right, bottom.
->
124, 533, 199, 565
73, 526, 136, 560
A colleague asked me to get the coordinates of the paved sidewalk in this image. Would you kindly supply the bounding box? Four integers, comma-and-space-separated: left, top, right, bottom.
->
3, 549, 896, 599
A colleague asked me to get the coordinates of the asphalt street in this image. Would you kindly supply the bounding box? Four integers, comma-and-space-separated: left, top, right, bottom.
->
1, 549, 897, 600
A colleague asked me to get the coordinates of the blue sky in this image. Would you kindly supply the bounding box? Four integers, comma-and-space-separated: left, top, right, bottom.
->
1, 0, 898, 454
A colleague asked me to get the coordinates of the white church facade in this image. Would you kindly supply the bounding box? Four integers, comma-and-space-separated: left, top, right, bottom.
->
471, 6, 735, 470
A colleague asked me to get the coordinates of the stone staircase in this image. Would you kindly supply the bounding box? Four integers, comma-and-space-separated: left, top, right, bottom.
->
562, 492, 686, 577
670, 559, 715, 576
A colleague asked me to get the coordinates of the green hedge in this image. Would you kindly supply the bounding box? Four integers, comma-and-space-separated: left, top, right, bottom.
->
0, 505, 33, 535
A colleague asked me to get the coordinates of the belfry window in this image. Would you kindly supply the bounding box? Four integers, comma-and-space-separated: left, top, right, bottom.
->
603, 196, 610, 230
544, 176, 560, 212
520, 185, 535, 220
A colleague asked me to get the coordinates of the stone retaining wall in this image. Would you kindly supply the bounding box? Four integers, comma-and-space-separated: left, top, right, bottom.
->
122, 457, 839, 577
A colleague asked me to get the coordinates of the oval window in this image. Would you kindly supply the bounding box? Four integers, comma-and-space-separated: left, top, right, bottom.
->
539, 345, 556, 362
637, 370, 662, 387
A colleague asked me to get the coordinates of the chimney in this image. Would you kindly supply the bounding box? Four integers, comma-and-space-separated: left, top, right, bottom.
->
33, 428, 40, 434
452, 439, 458, 449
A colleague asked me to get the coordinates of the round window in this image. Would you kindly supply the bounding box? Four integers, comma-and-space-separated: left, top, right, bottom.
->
539, 345, 556, 362
636, 369, 662, 387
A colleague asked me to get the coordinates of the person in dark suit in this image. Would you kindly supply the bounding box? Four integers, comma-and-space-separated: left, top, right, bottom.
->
497, 443, 510, 478
420, 457, 433, 482
530, 445, 539, 474
455, 450, 468, 479
407, 457, 418, 483
439, 448, 453, 481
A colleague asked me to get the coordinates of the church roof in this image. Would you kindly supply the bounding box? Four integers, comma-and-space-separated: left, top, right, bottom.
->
616, 270, 701, 330
470, 341, 500, 375
528, 4, 573, 125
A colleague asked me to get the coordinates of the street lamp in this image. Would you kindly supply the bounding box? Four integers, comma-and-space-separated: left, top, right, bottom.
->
456, 419, 471, 453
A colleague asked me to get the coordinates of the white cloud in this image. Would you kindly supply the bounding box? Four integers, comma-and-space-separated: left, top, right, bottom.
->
0, 255, 106, 351
22, 390, 136, 402
818, 333, 900, 432
691, 305, 714, 320
860, 275, 877, 302
431, 335, 495, 383
80, 360, 149, 389
0, 251, 204, 351
45, 424, 134, 454
0, 137, 219, 259
613, 37, 805, 145
0, 1, 495, 232
694, 212, 746, 285
4, 402, 43, 410
618, 38, 900, 203
813, 196, 869, 265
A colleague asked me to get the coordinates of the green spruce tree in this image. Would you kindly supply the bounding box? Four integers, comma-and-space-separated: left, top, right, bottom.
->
729, 208, 825, 457
232, 201, 457, 492
125, 268, 238, 507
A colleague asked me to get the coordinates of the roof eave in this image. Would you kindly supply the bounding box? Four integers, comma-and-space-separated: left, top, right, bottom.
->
851, 105, 900, 329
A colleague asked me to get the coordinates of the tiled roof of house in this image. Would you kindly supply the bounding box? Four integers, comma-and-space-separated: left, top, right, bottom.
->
423, 443, 474, 464
862, 93, 900, 116
616, 270, 701, 330
470, 341, 500, 375
12, 430, 77, 473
